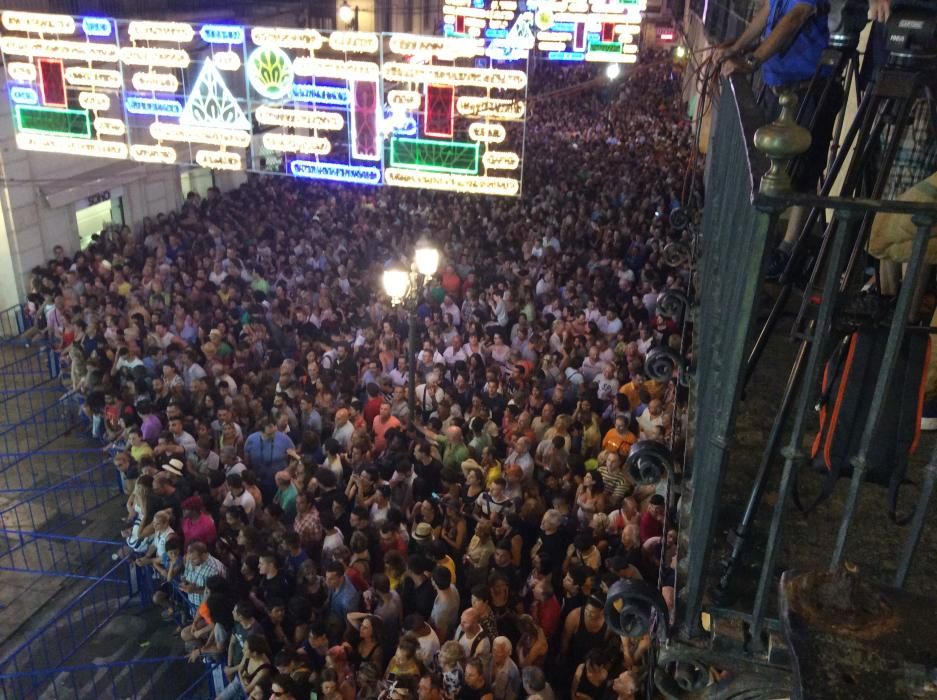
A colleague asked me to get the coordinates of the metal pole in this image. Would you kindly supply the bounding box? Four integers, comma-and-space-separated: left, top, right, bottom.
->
749, 213, 855, 646
407, 309, 418, 420
830, 215, 933, 570
894, 453, 937, 588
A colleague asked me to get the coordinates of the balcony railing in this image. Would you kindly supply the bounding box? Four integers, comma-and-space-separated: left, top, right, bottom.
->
651, 70, 937, 697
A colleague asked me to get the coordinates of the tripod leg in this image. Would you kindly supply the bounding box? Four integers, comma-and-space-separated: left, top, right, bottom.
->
719, 335, 810, 596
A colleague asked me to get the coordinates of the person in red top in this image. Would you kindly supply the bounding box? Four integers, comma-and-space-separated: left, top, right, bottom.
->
639, 494, 665, 544
372, 403, 401, 455
532, 579, 561, 641
363, 383, 383, 427
180, 495, 217, 547
441, 265, 461, 298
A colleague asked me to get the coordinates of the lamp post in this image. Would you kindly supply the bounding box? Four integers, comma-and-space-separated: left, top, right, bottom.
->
338, 1, 359, 30
382, 237, 439, 420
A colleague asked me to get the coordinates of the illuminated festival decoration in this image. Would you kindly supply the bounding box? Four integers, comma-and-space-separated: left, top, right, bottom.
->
16, 132, 128, 159
384, 168, 519, 195
196, 149, 241, 170
2, 11, 74, 34
94, 118, 126, 136
125, 95, 184, 116
179, 59, 251, 130
290, 84, 349, 105
127, 21, 194, 43
81, 17, 112, 37
15, 105, 90, 138
6, 62, 37, 82
78, 91, 110, 111
262, 133, 332, 155
290, 160, 382, 185
246, 47, 294, 100
131, 72, 180, 93
9, 86, 38, 105
0, 11, 530, 196
130, 144, 177, 164
64, 67, 121, 89
200, 25, 245, 44
213, 52, 242, 71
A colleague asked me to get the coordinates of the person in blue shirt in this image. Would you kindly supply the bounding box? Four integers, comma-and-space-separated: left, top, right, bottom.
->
325, 560, 361, 640
243, 420, 295, 500
718, 0, 889, 275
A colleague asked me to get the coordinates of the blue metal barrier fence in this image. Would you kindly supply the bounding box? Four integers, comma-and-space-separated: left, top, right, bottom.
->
0, 349, 59, 398
0, 393, 83, 462
0, 656, 219, 700
0, 448, 104, 492
0, 462, 122, 536
0, 555, 137, 691
0, 304, 29, 343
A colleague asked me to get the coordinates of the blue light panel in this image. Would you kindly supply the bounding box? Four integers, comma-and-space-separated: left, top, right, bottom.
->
290, 160, 382, 185
200, 25, 245, 44
125, 95, 184, 116
291, 84, 350, 106
81, 17, 112, 37
9, 86, 38, 105
548, 51, 585, 61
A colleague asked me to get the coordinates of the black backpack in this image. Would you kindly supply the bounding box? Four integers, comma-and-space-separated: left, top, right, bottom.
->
802, 326, 930, 524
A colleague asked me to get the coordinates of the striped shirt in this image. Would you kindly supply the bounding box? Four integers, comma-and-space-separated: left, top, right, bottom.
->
598, 463, 633, 505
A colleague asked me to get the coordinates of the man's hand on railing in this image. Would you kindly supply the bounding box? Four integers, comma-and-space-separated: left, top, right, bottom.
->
868, 0, 891, 23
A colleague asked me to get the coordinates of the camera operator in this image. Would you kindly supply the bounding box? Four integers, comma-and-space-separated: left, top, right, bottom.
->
717, 1, 889, 276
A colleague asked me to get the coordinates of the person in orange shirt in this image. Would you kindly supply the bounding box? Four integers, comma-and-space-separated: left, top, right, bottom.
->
602, 414, 638, 456
619, 372, 663, 412
372, 402, 401, 455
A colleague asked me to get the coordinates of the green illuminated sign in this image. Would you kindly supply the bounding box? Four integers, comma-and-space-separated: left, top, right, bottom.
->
15, 106, 91, 138
588, 41, 622, 53
390, 137, 480, 175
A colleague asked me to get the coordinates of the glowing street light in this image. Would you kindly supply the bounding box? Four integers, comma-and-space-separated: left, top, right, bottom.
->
382, 239, 440, 417
338, 1, 356, 26
382, 263, 410, 305
414, 236, 440, 277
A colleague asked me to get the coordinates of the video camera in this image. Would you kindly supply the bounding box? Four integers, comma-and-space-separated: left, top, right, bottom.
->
884, 5, 937, 68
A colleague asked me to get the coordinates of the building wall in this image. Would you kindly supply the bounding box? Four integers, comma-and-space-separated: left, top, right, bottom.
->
0, 92, 184, 309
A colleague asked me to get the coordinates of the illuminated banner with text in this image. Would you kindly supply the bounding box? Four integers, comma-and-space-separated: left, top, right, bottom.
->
0, 11, 528, 196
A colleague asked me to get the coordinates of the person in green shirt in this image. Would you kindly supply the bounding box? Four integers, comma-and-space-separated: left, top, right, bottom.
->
273, 470, 298, 523
420, 424, 471, 474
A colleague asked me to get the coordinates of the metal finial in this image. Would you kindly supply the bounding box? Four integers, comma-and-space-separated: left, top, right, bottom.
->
754, 91, 812, 196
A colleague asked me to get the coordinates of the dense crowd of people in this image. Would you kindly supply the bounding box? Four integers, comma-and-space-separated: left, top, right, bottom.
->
25, 52, 696, 700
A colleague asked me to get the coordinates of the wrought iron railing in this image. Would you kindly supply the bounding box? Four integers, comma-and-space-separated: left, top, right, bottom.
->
651, 70, 937, 697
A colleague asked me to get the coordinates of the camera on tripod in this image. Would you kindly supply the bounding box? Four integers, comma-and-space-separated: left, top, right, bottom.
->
885, 6, 937, 68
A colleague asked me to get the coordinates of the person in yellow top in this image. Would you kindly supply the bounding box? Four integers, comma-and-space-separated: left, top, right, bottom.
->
128, 429, 153, 462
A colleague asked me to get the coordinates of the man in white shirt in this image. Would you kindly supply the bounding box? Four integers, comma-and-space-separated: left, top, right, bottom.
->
222, 473, 256, 521
594, 363, 620, 403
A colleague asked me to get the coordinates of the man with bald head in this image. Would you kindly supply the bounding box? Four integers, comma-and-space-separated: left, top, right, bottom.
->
455, 607, 491, 667
332, 407, 353, 450
419, 422, 470, 474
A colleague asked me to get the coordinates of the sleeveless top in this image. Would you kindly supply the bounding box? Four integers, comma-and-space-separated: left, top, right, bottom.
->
571, 612, 608, 666
576, 669, 609, 700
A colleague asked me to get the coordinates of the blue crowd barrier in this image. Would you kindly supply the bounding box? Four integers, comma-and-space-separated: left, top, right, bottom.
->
0, 304, 29, 343
0, 556, 137, 692
0, 350, 58, 397
0, 449, 104, 493
0, 530, 124, 582
0, 656, 220, 700
0, 463, 123, 536
0, 384, 69, 425
0, 393, 84, 462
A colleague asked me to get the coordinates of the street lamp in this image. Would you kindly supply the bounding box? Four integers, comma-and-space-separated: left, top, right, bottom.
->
338, 1, 359, 30
382, 239, 439, 419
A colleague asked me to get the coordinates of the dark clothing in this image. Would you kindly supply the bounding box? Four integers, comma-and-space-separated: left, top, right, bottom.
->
258, 572, 293, 608
400, 576, 436, 621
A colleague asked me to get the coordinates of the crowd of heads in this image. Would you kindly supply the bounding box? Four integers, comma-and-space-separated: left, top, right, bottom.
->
27, 51, 695, 700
